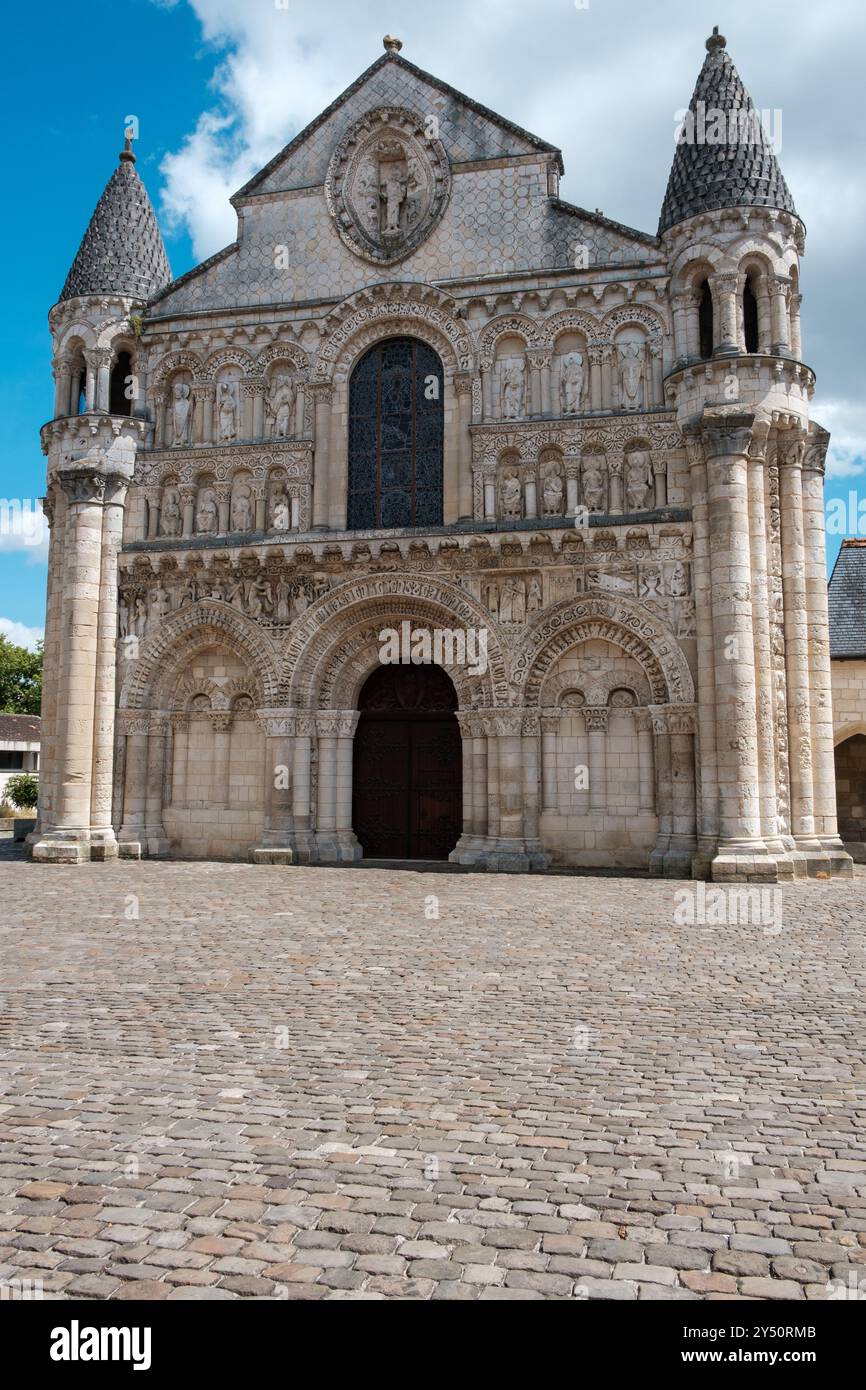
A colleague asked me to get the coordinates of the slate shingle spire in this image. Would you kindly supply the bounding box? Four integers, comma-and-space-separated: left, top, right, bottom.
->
658, 27, 797, 235
59, 137, 171, 303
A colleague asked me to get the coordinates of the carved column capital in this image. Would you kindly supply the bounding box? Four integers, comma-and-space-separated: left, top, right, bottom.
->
57, 466, 106, 505
583, 706, 609, 732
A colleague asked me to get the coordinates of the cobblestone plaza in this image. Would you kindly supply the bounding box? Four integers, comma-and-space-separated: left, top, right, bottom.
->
2, 851, 864, 1302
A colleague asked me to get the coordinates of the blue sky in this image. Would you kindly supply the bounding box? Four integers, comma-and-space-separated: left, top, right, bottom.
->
1, 0, 863, 646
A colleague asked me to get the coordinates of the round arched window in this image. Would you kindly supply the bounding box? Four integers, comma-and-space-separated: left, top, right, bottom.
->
347, 337, 444, 529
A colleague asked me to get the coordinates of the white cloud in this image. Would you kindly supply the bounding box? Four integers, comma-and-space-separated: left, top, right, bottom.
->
812, 399, 866, 479
154, 0, 866, 457
0, 500, 49, 564
0, 618, 44, 651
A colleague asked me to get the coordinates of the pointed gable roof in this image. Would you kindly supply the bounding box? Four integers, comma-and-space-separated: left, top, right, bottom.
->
658, 27, 797, 235
233, 40, 561, 202
59, 141, 171, 304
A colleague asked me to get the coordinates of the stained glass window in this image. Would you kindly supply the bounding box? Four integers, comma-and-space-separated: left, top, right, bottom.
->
347, 338, 444, 529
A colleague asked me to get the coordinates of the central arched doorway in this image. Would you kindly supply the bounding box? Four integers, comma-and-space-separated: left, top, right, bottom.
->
352, 664, 462, 860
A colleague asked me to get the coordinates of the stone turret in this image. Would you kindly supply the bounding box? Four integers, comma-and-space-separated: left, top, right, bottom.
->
659, 30, 850, 882
32, 138, 170, 863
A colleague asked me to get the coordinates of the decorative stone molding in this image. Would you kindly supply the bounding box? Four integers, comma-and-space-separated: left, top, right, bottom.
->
315, 285, 471, 380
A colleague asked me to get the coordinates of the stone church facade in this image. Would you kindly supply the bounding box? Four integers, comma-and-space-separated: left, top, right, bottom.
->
32, 31, 852, 881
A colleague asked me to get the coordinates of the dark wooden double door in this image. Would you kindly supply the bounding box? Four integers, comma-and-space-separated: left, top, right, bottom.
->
352, 665, 462, 861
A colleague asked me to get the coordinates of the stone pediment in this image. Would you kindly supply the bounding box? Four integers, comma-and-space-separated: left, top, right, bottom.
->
233, 48, 561, 202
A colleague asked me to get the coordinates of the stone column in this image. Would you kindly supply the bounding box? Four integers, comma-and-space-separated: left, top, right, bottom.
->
768, 275, 792, 355
608, 456, 623, 515
181, 488, 196, 538
746, 425, 783, 855
701, 412, 768, 878
69, 364, 84, 417
524, 473, 538, 520
144, 714, 170, 856
84, 356, 98, 413
801, 430, 852, 873
479, 713, 544, 872
314, 711, 361, 861
216, 484, 231, 535
310, 383, 333, 529
708, 272, 742, 356
565, 459, 580, 517
684, 429, 719, 872
541, 711, 559, 813
671, 289, 700, 365
33, 488, 65, 837
588, 345, 603, 411
481, 366, 493, 421
528, 350, 551, 415
89, 471, 129, 856
117, 717, 149, 856
53, 359, 71, 418
251, 714, 296, 864
789, 294, 803, 361
34, 464, 104, 861
249, 380, 266, 439
600, 344, 613, 409
778, 432, 817, 850
634, 710, 655, 813
291, 715, 315, 862
667, 708, 697, 874
96, 351, 113, 413
171, 715, 188, 807
455, 372, 474, 520
451, 712, 475, 862
522, 714, 542, 852
482, 465, 497, 521
649, 338, 663, 406
651, 452, 668, 509
211, 713, 232, 806
648, 710, 672, 872
584, 707, 608, 811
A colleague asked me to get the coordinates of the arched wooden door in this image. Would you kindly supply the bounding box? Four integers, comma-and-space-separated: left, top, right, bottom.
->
352, 664, 462, 860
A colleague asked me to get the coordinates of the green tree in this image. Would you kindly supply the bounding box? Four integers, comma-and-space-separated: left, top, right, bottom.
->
0, 636, 42, 714
4, 772, 38, 810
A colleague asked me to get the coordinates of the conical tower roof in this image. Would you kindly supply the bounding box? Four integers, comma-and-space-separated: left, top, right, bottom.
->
59, 140, 171, 303
658, 27, 797, 235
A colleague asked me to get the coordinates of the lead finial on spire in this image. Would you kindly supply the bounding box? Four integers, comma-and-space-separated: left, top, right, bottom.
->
706, 25, 726, 51
120, 123, 136, 165
383, 35, 402, 53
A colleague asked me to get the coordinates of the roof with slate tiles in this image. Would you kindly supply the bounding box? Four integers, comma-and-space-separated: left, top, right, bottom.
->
658, 27, 797, 235
829, 540, 866, 660
59, 143, 171, 304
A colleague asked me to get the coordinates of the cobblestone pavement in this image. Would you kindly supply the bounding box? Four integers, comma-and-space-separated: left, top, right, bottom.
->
1, 849, 865, 1301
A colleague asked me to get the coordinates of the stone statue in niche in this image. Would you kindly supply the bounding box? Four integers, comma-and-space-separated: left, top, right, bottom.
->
500, 358, 526, 420
171, 381, 193, 446
500, 473, 522, 520
582, 457, 606, 512
618, 340, 645, 410
527, 575, 543, 613
668, 562, 690, 597
146, 584, 170, 634
542, 470, 564, 517
560, 351, 585, 415
160, 487, 181, 538
217, 382, 238, 442
195, 488, 217, 535
499, 576, 526, 625
625, 450, 653, 511
483, 578, 499, 617
269, 484, 291, 532
230, 488, 252, 532
268, 372, 296, 439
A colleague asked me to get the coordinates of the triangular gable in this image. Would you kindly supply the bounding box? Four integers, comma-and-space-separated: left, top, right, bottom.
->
234, 50, 562, 202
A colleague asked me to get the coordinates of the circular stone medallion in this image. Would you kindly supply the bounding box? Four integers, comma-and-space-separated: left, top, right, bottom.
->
325, 106, 451, 265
